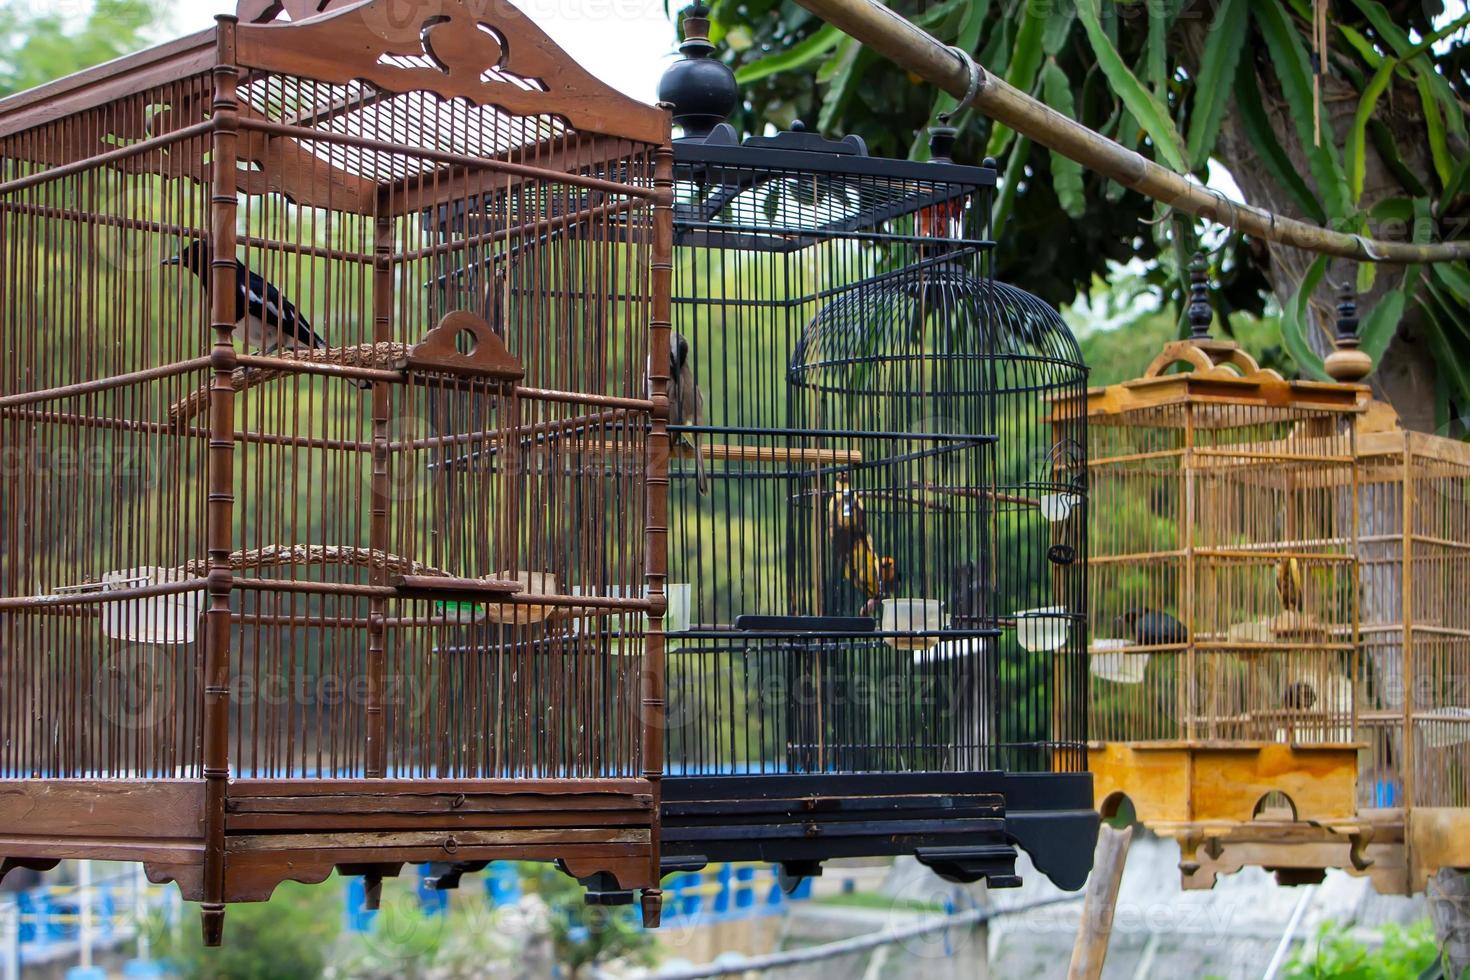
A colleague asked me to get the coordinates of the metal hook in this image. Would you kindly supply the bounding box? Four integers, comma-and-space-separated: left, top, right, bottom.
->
938, 46, 983, 123
1353, 233, 1387, 261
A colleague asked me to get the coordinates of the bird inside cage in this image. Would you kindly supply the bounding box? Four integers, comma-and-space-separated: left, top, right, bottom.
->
164, 240, 370, 388
828, 474, 899, 616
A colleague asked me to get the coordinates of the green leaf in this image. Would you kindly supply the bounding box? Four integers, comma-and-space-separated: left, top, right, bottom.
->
1346, 0, 1469, 142
1281, 255, 1331, 381
1145, 0, 1168, 97
817, 44, 867, 133
1253, 1, 1351, 219
1184, 0, 1248, 168
1367, 119, 1430, 198
733, 24, 841, 84
1041, 7, 1075, 57
1042, 59, 1086, 218
1368, 197, 1414, 223
815, 35, 855, 85
992, 135, 1031, 235
1413, 70, 1454, 188
913, 0, 969, 28
1441, 155, 1470, 215
1420, 284, 1470, 406
1347, 59, 1396, 205
1074, 0, 1188, 172
985, 0, 1049, 159
1430, 262, 1470, 307
1233, 56, 1326, 223
1359, 286, 1408, 366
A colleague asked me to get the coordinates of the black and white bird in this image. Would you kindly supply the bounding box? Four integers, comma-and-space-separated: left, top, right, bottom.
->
166, 241, 373, 390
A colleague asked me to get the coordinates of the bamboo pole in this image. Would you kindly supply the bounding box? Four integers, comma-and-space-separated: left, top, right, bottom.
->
791, 0, 1470, 264
1068, 824, 1134, 980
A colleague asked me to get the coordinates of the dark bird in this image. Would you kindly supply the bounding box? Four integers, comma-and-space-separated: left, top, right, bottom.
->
165, 241, 370, 388
666, 330, 709, 495
1115, 608, 1187, 647
829, 475, 899, 614
1283, 680, 1317, 711
948, 560, 989, 629
1275, 556, 1303, 612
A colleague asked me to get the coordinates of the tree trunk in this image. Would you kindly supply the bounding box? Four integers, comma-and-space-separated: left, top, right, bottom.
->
1201, 43, 1442, 432
1429, 870, 1470, 976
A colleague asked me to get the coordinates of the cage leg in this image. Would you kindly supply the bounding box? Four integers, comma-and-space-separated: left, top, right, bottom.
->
640, 888, 663, 929
200, 903, 225, 947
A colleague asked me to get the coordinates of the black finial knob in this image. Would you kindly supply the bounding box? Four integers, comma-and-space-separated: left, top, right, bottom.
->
790, 119, 807, 132
928, 126, 957, 163
1187, 252, 1213, 340
981, 156, 998, 171
657, 3, 739, 141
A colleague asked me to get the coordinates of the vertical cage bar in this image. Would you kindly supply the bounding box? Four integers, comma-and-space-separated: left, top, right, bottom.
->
200, 13, 240, 947
640, 139, 674, 919
366, 199, 392, 779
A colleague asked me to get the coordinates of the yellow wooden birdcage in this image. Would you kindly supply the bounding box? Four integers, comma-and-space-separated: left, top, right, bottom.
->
1060, 268, 1370, 878
1184, 397, 1470, 892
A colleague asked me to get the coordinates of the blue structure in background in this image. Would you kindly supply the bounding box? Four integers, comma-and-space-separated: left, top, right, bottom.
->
343, 861, 811, 936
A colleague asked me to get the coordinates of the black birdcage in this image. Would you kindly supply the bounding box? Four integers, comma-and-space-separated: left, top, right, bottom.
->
655, 14, 1095, 889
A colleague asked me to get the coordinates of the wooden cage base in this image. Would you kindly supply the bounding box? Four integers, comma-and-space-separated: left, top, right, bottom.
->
1171, 807, 1470, 895
1090, 740, 1361, 828
0, 777, 662, 937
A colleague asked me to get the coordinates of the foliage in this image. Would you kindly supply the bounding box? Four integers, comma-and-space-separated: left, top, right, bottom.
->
0, 0, 163, 98
704, 0, 1470, 416
1284, 918, 1448, 980
148, 881, 341, 980
528, 864, 657, 979
327, 876, 518, 980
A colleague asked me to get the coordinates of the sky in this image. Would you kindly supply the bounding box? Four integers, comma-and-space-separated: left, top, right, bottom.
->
172, 1, 678, 103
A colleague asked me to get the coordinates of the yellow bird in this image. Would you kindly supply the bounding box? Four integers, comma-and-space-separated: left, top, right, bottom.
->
1275, 556, 1303, 612
829, 476, 900, 612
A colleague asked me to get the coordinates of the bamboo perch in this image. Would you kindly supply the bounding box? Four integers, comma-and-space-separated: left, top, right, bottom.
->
791, 0, 1470, 264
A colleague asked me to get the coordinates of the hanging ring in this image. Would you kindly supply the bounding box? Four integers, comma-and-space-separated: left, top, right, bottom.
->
938, 46, 984, 123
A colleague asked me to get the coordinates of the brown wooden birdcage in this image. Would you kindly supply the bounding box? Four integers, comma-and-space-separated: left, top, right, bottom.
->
1065, 303, 1369, 878
0, 0, 671, 942
1184, 398, 1470, 893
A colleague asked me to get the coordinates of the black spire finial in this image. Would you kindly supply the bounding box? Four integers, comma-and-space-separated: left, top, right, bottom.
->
1334, 284, 1359, 344
1187, 252, 1213, 340
656, 3, 738, 141
1325, 281, 1372, 382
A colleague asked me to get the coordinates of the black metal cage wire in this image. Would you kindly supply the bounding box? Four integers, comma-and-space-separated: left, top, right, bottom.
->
660, 132, 1091, 871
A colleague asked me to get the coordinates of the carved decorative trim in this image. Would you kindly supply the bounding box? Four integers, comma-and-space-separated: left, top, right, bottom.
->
404, 310, 525, 382
234, 0, 668, 145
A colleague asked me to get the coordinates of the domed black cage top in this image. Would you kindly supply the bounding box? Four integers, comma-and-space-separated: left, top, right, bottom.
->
660, 124, 1093, 887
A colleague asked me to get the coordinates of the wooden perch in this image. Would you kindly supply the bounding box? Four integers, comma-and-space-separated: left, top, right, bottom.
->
166, 342, 409, 427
